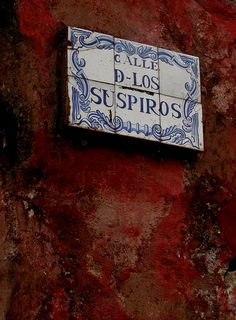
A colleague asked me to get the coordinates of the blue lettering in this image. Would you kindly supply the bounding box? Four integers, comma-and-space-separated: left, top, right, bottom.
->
142, 75, 151, 89
146, 98, 159, 115
117, 92, 127, 109
150, 76, 159, 91
142, 59, 150, 69
160, 101, 169, 116
91, 87, 102, 104
103, 89, 114, 108
171, 103, 181, 118
134, 57, 142, 68
151, 61, 158, 71
133, 72, 142, 88
115, 69, 124, 83
132, 73, 159, 91
114, 54, 121, 63
140, 97, 145, 113
128, 94, 138, 110
124, 55, 133, 66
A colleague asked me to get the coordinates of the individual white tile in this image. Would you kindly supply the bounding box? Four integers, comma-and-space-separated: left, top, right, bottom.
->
159, 48, 201, 103
67, 28, 114, 84
160, 95, 203, 150
115, 85, 160, 142
68, 76, 116, 134
114, 38, 159, 94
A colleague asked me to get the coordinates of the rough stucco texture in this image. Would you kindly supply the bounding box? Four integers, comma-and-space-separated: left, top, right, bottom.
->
0, 0, 236, 319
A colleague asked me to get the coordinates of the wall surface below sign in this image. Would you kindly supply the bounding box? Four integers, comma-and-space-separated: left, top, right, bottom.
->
67, 27, 204, 150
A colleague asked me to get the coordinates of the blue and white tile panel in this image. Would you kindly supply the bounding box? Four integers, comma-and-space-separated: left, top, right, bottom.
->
67, 27, 203, 151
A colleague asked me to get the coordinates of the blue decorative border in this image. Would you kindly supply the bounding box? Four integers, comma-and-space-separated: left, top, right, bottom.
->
68, 27, 202, 149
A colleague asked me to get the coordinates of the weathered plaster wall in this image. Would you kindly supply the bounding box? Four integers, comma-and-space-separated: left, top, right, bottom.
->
0, 0, 236, 319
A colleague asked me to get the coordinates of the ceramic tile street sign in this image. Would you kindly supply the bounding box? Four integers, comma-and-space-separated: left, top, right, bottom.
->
67, 27, 203, 151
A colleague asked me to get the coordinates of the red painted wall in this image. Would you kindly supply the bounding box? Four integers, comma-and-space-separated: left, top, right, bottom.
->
0, 0, 236, 319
